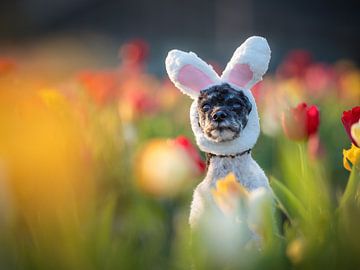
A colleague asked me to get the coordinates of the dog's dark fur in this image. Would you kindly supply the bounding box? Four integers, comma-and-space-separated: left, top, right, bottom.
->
197, 83, 252, 143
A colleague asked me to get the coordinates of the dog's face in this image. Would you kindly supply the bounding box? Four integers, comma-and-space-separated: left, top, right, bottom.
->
197, 83, 252, 142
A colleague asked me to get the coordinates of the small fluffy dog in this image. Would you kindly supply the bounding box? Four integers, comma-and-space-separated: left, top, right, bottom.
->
165, 36, 271, 228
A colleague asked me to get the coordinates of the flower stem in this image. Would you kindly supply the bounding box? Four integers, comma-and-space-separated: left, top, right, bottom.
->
298, 143, 306, 178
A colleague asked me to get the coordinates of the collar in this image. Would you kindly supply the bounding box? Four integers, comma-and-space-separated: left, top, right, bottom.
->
205, 148, 252, 166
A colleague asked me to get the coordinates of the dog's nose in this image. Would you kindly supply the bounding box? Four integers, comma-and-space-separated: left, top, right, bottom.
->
212, 111, 227, 122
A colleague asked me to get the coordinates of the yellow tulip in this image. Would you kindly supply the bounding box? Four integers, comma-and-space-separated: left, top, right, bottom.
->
343, 144, 360, 171
211, 173, 249, 216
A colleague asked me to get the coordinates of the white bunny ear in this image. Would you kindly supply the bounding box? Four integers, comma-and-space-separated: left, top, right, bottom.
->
165, 49, 221, 99
221, 36, 271, 90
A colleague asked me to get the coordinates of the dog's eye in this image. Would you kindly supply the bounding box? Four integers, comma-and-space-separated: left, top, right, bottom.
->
202, 104, 211, 112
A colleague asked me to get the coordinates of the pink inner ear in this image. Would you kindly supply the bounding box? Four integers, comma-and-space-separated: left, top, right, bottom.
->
177, 64, 214, 92
228, 63, 253, 87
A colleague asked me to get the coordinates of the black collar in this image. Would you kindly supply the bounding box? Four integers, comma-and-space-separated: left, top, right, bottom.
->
205, 148, 251, 166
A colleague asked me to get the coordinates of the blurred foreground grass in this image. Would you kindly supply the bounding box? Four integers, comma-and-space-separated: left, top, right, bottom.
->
0, 41, 359, 269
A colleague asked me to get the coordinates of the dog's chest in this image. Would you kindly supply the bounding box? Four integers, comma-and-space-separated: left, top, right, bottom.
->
206, 155, 265, 191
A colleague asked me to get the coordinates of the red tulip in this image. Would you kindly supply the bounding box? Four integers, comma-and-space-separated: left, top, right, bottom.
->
282, 103, 320, 141
342, 106, 360, 147
119, 39, 149, 67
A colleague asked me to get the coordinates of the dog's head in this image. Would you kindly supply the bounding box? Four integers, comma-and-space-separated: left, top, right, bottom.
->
197, 83, 252, 143
165, 36, 271, 155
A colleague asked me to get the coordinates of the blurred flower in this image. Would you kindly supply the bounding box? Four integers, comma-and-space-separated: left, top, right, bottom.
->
277, 50, 312, 79
335, 62, 360, 103
77, 70, 120, 105
277, 78, 305, 103
211, 173, 249, 217
202, 174, 252, 263
342, 106, 360, 147
118, 75, 159, 122
258, 77, 306, 137
343, 144, 360, 171
0, 57, 16, 74
38, 88, 70, 115
136, 137, 204, 198
77, 39, 151, 107
257, 79, 284, 136
173, 136, 206, 173
250, 80, 264, 103
196, 202, 248, 265
211, 174, 274, 245
287, 238, 305, 264
119, 39, 149, 72
282, 102, 320, 141
304, 63, 334, 98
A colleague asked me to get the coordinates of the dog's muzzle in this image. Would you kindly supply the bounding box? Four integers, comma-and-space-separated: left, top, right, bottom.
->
205, 114, 243, 142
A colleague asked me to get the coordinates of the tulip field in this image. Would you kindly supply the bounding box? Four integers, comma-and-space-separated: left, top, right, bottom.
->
0, 40, 359, 270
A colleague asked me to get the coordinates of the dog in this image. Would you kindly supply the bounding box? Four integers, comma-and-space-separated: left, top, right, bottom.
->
165, 36, 272, 228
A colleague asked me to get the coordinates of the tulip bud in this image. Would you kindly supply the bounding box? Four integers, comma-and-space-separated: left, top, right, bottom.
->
211, 173, 249, 217
282, 102, 320, 141
342, 106, 360, 147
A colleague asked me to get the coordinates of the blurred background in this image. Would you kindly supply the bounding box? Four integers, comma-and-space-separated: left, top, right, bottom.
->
0, 0, 359, 269
1, 0, 359, 73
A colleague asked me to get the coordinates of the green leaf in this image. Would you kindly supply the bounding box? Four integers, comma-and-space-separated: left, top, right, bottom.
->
339, 161, 360, 209
270, 177, 307, 222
